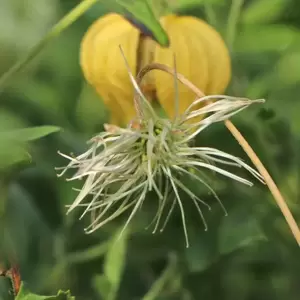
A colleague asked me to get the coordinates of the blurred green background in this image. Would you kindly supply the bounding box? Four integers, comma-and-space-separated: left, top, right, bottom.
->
0, 0, 299, 299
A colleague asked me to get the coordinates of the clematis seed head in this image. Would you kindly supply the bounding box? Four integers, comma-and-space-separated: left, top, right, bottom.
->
57, 57, 265, 247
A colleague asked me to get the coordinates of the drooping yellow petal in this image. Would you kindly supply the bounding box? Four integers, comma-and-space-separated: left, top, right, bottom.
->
80, 14, 121, 84
176, 16, 231, 95
80, 14, 140, 126
154, 15, 209, 120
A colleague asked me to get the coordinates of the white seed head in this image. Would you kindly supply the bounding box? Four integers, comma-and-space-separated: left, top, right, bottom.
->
57, 92, 264, 247
57, 50, 265, 247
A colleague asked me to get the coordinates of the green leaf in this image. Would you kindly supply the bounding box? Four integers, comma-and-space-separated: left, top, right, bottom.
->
241, 0, 288, 24
0, 141, 31, 171
16, 283, 74, 300
103, 229, 129, 300
0, 126, 61, 142
46, 290, 74, 300
235, 25, 300, 53
0, 126, 60, 172
218, 205, 267, 255
117, 0, 169, 47
92, 275, 112, 300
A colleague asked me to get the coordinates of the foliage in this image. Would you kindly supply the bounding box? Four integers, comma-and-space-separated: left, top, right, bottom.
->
0, 0, 299, 299
15, 284, 74, 300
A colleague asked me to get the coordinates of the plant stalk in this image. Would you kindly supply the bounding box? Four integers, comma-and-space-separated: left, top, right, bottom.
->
224, 120, 300, 245
0, 0, 99, 93
142, 254, 177, 300
226, 0, 245, 50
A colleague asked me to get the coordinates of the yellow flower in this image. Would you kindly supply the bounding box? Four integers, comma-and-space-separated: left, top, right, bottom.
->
80, 13, 231, 126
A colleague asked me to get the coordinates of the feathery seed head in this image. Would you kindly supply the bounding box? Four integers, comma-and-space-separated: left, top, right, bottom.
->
57, 52, 265, 247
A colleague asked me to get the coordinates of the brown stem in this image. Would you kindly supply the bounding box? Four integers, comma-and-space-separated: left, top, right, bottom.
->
136, 63, 300, 246
224, 120, 300, 245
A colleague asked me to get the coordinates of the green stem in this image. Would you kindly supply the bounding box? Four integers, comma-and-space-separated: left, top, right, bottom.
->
66, 241, 109, 264
226, 0, 245, 49
204, 1, 218, 27
142, 254, 177, 300
0, 0, 99, 92
42, 241, 109, 290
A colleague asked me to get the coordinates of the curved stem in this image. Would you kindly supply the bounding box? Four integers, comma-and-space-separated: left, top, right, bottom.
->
142, 253, 177, 300
136, 63, 300, 246
224, 121, 300, 245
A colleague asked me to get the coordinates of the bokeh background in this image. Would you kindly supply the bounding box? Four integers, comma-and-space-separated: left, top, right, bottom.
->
0, 0, 299, 299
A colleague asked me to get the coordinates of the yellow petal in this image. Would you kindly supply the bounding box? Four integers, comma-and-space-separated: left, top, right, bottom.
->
94, 87, 124, 126
176, 16, 231, 95
80, 14, 140, 126
154, 15, 209, 120
80, 14, 121, 84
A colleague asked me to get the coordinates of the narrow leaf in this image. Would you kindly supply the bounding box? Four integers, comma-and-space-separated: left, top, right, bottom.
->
0, 126, 61, 142
117, 0, 169, 47
92, 275, 111, 300
0, 142, 31, 171
104, 229, 129, 300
